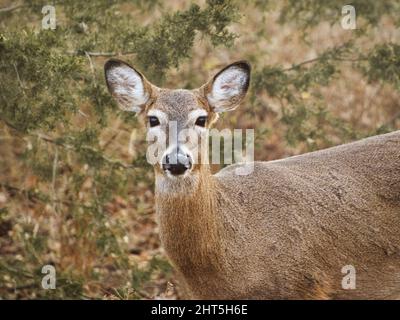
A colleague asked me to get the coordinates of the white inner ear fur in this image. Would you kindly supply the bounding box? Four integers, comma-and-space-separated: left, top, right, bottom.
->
207, 66, 248, 112
107, 65, 149, 112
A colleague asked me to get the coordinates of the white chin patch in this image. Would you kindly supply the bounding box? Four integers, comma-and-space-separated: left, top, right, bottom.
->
155, 171, 199, 195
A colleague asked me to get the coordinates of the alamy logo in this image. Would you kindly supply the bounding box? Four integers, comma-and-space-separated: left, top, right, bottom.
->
341, 5, 356, 30
135, 122, 255, 175
41, 264, 56, 289
341, 265, 356, 290
41, 5, 56, 30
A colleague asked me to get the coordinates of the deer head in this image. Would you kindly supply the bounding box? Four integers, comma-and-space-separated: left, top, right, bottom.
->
104, 59, 251, 194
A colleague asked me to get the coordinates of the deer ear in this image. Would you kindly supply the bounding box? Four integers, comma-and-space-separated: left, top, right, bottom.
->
203, 61, 251, 113
104, 59, 152, 113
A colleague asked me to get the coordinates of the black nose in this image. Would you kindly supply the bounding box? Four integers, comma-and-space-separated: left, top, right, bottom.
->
162, 154, 192, 176
162, 162, 189, 175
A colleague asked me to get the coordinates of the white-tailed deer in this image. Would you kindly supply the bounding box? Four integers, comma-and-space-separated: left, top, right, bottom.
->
105, 59, 400, 299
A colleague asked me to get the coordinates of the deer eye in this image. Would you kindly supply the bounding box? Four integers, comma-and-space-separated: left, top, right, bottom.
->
195, 116, 207, 127
148, 116, 160, 127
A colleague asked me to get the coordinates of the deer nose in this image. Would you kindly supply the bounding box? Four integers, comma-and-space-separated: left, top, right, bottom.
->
162, 149, 192, 176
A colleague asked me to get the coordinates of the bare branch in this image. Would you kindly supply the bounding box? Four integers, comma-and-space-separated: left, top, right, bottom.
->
0, 119, 135, 170
0, 3, 24, 13
51, 147, 59, 211
67, 50, 135, 57
35, 133, 135, 169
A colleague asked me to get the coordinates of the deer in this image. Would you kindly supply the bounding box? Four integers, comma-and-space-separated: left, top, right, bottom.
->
104, 59, 400, 299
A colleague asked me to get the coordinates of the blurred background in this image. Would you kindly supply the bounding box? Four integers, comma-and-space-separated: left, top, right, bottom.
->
0, 0, 399, 299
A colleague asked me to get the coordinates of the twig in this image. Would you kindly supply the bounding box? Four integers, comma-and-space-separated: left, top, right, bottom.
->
85, 51, 99, 114
332, 57, 368, 62
0, 283, 38, 292
282, 56, 322, 72
67, 50, 135, 57
86, 51, 125, 57
85, 51, 97, 85
78, 109, 89, 118
13, 63, 26, 94
385, 110, 400, 127
266, 53, 366, 76
35, 133, 134, 169
0, 118, 19, 131
0, 3, 24, 13
0, 183, 47, 204
0, 183, 92, 209
280, 43, 363, 73
0, 119, 135, 169
101, 131, 120, 150
51, 147, 59, 211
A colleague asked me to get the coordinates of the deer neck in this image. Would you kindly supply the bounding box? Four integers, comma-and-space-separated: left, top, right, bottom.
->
155, 166, 226, 275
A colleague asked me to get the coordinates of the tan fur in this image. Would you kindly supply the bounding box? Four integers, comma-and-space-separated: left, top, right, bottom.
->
157, 131, 400, 299
105, 60, 400, 299
157, 132, 400, 299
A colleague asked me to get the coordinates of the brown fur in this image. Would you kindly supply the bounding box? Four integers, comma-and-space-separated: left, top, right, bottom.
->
157, 131, 400, 299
